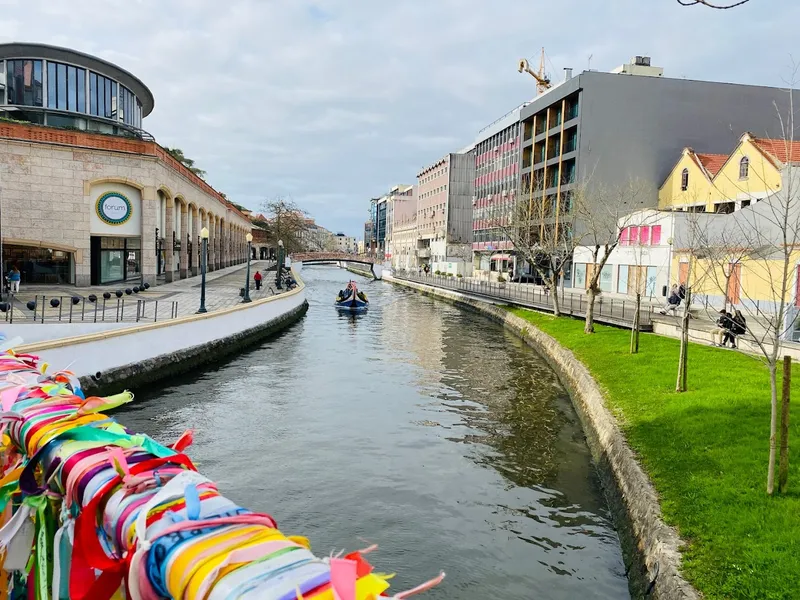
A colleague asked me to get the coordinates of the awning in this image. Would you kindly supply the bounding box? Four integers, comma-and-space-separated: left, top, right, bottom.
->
491, 254, 511, 261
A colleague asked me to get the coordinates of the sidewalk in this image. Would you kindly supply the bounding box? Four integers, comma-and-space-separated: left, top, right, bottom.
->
2, 261, 281, 323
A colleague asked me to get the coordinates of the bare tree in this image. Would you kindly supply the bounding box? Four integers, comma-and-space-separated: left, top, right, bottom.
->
489, 175, 580, 316
626, 219, 658, 354
575, 179, 651, 333
259, 196, 309, 255
678, 86, 798, 493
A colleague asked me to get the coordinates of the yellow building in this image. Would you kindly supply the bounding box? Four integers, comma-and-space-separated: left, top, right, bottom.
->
658, 133, 800, 329
658, 132, 784, 213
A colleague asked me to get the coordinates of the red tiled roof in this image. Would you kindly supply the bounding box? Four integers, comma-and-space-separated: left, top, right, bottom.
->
751, 137, 800, 166
696, 153, 727, 177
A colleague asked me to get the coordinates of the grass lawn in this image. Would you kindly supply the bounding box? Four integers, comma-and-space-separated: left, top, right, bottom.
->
508, 308, 800, 600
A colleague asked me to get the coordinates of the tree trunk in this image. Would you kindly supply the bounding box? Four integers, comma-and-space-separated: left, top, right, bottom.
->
768, 361, 778, 495
551, 281, 561, 317
585, 287, 596, 334
630, 293, 641, 354
779, 355, 791, 494
676, 289, 691, 392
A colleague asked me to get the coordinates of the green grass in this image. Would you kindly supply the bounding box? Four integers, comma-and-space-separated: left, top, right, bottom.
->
507, 308, 800, 600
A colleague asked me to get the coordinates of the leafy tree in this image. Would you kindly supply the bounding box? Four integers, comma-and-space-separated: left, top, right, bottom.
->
163, 147, 207, 179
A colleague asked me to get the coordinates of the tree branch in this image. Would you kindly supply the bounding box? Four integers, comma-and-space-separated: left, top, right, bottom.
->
676, 0, 751, 7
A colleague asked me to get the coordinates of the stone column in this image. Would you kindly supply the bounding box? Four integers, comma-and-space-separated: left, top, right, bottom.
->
208, 217, 216, 272
179, 203, 189, 279
164, 198, 176, 283
215, 218, 222, 270
191, 208, 200, 277
141, 187, 158, 286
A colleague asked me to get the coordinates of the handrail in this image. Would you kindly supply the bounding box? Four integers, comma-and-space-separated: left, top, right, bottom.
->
391, 270, 654, 330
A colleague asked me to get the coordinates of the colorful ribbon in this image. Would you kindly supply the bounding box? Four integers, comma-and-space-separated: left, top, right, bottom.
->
0, 349, 444, 598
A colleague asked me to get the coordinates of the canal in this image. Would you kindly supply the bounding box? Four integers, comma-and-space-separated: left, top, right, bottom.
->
116, 266, 629, 599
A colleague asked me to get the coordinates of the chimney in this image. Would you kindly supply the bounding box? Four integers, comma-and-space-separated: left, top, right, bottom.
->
564, 67, 573, 81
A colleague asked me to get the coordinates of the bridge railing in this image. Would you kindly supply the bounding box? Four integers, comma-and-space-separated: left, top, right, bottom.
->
391, 270, 654, 330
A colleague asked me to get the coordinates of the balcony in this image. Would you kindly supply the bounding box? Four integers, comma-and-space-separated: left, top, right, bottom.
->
417, 248, 431, 258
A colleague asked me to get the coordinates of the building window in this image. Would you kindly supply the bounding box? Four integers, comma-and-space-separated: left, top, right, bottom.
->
47, 62, 86, 113
739, 156, 750, 180
680, 168, 689, 191
6, 59, 43, 107
88, 72, 118, 120
651, 225, 662, 245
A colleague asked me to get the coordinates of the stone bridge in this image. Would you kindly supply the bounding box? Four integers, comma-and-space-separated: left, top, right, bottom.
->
290, 252, 381, 278
290, 252, 379, 264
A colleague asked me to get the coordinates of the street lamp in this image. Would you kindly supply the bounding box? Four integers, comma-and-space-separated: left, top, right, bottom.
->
197, 227, 209, 314
276, 239, 284, 289
242, 233, 254, 303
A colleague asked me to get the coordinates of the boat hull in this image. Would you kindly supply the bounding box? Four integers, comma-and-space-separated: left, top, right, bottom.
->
334, 297, 368, 312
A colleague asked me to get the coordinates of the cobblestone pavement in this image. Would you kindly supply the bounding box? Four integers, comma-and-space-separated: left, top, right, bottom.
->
1, 261, 284, 323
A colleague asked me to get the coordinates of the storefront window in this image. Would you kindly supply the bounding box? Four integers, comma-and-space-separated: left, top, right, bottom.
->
96, 237, 141, 284
3, 245, 73, 284
100, 250, 124, 282
573, 263, 587, 288
600, 265, 614, 292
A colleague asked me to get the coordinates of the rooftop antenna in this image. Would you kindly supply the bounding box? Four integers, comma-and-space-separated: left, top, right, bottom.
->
588, 54, 593, 71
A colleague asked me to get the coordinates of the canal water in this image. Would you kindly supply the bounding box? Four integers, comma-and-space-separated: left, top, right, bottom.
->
116, 266, 629, 599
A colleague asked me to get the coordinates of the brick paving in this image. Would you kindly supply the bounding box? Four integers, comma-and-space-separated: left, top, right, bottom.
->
1, 261, 284, 323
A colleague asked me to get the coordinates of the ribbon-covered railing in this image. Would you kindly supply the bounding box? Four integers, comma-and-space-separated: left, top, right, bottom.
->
0, 349, 444, 599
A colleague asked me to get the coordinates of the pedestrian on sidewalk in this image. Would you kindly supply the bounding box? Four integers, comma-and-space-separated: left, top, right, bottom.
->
254, 270, 262, 290
7, 266, 20, 294
660, 284, 681, 315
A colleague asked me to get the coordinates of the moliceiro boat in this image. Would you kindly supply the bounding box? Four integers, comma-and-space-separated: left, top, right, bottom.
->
335, 281, 369, 312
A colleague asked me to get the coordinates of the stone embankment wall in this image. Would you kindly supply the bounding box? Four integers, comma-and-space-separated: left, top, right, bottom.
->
15, 276, 308, 395
385, 275, 699, 600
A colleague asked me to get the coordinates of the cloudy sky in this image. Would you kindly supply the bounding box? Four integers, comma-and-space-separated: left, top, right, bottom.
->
1, 0, 796, 236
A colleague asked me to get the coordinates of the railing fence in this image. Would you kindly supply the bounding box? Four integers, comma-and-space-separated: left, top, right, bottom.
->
392, 270, 654, 330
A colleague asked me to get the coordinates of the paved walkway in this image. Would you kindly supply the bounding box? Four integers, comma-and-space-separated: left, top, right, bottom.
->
2, 261, 283, 323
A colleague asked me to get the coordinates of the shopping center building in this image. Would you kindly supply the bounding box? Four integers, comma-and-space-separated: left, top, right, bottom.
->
0, 42, 251, 287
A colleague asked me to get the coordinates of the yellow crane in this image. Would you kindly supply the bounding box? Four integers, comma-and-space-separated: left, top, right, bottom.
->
518, 47, 551, 95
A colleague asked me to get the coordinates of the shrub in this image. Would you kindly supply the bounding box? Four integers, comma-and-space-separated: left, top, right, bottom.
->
434, 270, 441, 275
497, 275, 506, 283
456, 273, 463, 278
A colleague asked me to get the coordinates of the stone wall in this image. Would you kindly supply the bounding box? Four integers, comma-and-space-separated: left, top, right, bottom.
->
385, 275, 700, 600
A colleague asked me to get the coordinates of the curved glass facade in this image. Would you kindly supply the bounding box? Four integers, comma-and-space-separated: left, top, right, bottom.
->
0, 56, 144, 131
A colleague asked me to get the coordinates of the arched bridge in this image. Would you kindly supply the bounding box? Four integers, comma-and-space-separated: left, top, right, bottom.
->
290, 252, 381, 278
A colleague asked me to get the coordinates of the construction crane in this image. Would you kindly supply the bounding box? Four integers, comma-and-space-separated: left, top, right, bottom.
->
518, 47, 552, 95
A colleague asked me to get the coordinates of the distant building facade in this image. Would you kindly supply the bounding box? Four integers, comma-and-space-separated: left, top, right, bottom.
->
390, 185, 418, 270
417, 150, 475, 275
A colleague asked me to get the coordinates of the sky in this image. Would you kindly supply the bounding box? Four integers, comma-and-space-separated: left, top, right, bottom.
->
0, 0, 797, 237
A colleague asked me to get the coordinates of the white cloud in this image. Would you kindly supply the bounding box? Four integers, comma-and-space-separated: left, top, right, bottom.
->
1, 0, 798, 235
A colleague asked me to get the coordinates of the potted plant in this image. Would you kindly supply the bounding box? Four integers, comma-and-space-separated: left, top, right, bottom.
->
456, 273, 463, 278
497, 274, 506, 288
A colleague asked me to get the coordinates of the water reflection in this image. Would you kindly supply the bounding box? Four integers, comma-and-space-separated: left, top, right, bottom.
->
117, 266, 628, 599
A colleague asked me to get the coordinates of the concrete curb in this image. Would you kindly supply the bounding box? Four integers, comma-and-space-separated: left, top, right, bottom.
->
81, 300, 308, 396
387, 276, 699, 600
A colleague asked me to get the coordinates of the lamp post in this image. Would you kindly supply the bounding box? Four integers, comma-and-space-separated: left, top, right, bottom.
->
197, 227, 209, 314
275, 239, 284, 289
242, 233, 253, 303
